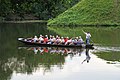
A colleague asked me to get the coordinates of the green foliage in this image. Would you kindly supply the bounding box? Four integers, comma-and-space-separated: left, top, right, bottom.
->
0, 0, 12, 16
48, 0, 120, 26
0, 0, 80, 20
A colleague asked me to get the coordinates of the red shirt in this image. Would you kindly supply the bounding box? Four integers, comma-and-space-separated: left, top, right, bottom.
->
44, 38, 48, 43
64, 38, 68, 42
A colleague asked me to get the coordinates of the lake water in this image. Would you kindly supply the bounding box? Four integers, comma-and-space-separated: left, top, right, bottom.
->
0, 23, 120, 80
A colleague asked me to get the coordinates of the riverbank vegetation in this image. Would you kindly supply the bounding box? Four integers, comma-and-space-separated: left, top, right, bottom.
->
0, 0, 80, 21
48, 0, 120, 26
48, 26, 120, 45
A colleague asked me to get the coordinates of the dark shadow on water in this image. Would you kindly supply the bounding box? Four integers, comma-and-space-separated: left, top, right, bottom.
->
81, 48, 91, 64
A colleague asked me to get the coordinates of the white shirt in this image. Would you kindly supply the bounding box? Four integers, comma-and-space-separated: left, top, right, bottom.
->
33, 37, 38, 42
39, 37, 44, 41
85, 33, 91, 39
78, 38, 84, 42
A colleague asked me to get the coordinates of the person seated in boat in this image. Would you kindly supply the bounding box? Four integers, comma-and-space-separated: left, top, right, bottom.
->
60, 37, 65, 44
52, 36, 57, 44
56, 35, 59, 39
33, 36, 38, 42
26, 37, 33, 42
64, 37, 69, 44
44, 35, 48, 39
47, 35, 54, 44
43, 36, 48, 44
76, 36, 84, 45
73, 37, 78, 45
49, 35, 52, 39
56, 37, 62, 44
65, 37, 73, 45
38, 35, 44, 43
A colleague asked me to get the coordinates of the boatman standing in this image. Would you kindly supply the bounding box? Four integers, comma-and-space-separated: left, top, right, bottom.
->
82, 30, 91, 44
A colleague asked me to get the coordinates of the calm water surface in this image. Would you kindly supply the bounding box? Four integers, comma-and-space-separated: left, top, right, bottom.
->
0, 23, 120, 80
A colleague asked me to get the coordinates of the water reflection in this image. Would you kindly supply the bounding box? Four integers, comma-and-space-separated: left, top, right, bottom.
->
82, 49, 90, 64
93, 45, 120, 64
94, 46, 120, 52
0, 23, 120, 80
18, 47, 84, 56
18, 47, 93, 65
17, 47, 87, 75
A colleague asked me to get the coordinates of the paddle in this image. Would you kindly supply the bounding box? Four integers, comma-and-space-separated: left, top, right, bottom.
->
82, 29, 86, 34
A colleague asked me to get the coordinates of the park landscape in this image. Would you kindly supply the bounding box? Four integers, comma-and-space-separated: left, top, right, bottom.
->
0, 0, 120, 80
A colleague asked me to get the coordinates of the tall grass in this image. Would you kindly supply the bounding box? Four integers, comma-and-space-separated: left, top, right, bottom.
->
48, 0, 120, 26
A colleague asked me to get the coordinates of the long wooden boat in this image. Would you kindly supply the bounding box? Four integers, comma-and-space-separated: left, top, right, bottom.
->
18, 38, 94, 49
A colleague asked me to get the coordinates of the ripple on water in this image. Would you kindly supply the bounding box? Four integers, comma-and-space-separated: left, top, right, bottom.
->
93, 45, 120, 52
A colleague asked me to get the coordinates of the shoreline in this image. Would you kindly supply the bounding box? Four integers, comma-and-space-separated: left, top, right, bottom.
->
1, 20, 120, 27
47, 24, 120, 27
0, 20, 47, 23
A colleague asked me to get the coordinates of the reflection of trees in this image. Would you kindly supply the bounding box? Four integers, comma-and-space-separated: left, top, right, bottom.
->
0, 47, 66, 80
2, 49, 66, 72
94, 51, 120, 64
0, 23, 57, 80
0, 60, 13, 80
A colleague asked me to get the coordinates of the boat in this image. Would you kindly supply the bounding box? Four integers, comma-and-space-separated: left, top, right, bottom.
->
18, 38, 94, 49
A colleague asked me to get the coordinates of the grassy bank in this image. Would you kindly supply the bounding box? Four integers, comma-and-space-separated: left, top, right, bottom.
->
48, 0, 120, 26
48, 26, 120, 45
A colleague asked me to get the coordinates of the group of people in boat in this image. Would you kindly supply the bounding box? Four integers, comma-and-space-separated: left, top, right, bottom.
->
27, 35, 84, 45
26, 30, 91, 45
